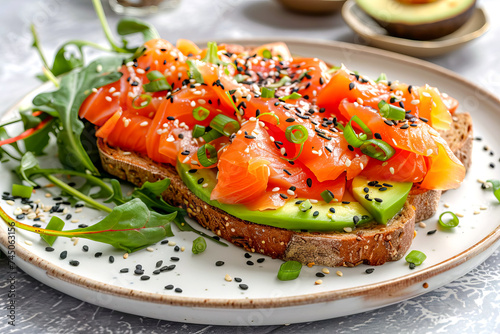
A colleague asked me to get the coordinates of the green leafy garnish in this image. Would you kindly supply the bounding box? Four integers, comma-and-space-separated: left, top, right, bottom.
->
277, 260, 302, 281
1, 199, 175, 253
41, 216, 65, 246
186, 60, 204, 84
192, 237, 207, 254
486, 179, 500, 202
32, 57, 123, 173
279, 92, 302, 101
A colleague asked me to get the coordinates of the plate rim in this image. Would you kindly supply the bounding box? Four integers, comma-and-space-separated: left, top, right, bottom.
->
0, 38, 499, 309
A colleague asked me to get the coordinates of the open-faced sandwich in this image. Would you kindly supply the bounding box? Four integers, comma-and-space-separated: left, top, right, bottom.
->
78, 38, 472, 267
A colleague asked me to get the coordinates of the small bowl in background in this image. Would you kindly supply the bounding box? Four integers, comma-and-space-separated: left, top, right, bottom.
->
275, 0, 346, 15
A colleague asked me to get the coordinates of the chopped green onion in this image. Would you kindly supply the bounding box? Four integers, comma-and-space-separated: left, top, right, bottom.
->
257, 112, 280, 125
210, 114, 240, 137
192, 124, 206, 138
378, 100, 406, 121
277, 260, 302, 281
267, 76, 291, 88
146, 70, 165, 81
486, 179, 500, 202
132, 94, 152, 109
197, 144, 218, 167
343, 123, 365, 148
143, 79, 171, 92
320, 190, 335, 203
201, 41, 220, 65
279, 92, 302, 101
225, 91, 241, 115
261, 87, 275, 98
192, 236, 207, 254
193, 106, 210, 121
360, 139, 395, 161
347, 116, 372, 139
438, 211, 459, 228
186, 59, 204, 84
299, 200, 312, 212
262, 49, 272, 59
41, 216, 65, 246
405, 250, 426, 266
11, 184, 33, 198
201, 129, 222, 143
298, 69, 312, 80
375, 73, 387, 83
327, 65, 341, 74
285, 125, 308, 144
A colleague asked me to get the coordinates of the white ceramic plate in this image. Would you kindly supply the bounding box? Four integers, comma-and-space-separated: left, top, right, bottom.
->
0, 39, 499, 326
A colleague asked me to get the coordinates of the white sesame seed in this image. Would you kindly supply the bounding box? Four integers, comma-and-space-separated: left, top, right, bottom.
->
310, 199, 318, 204
422, 92, 431, 98
345, 159, 351, 167
75, 208, 83, 213
24, 240, 33, 246
272, 187, 280, 192
419, 222, 426, 228
315, 279, 323, 285
280, 147, 286, 155
473, 211, 480, 215
5, 200, 14, 206
480, 205, 488, 210
357, 98, 364, 105
105, 96, 112, 102
139, 121, 149, 127
269, 136, 275, 142
123, 253, 129, 259
198, 99, 206, 105
136, 68, 145, 74
411, 99, 420, 105
112, 92, 121, 97
336, 270, 343, 277
92, 88, 98, 93
456, 213, 464, 218
202, 183, 209, 188
287, 190, 295, 196
426, 149, 433, 156
71, 219, 79, 223
190, 101, 196, 107
73, 238, 79, 246
166, 136, 175, 142
168, 241, 176, 246
389, 167, 395, 174
96, 64, 102, 73
444, 203, 450, 208
146, 247, 154, 252
14, 208, 23, 215
225, 274, 233, 282
109, 87, 116, 93
343, 227, 352, 232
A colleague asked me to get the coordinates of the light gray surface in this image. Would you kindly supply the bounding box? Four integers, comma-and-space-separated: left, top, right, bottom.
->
0, 0, 499, 332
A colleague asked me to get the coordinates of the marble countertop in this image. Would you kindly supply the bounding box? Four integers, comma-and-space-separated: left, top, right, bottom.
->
0, 0, 499, 332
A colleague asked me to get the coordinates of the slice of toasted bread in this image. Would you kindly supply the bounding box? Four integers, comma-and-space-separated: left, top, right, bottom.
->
97, 113, 472, 266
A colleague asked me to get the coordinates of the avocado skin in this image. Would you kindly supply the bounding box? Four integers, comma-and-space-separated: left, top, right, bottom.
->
357, 0, 476, 40
177, 162, 373, 232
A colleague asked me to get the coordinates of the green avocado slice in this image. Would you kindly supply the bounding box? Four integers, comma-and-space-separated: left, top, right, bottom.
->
177, 162, 373, 232
351, 176, 412, 224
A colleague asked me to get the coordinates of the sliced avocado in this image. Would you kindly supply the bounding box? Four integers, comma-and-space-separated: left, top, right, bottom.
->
356, 0, 476, 40
351, 176, 412, 224
177, 162, 373, 232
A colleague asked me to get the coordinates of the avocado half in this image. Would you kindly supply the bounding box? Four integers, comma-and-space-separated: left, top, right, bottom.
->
356, 0, 477, 40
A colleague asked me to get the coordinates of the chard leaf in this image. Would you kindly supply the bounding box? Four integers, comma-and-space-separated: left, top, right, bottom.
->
32, 56, 123, 173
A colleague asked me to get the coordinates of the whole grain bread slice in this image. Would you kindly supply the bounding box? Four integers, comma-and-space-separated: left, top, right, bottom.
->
96, 112, 472, 267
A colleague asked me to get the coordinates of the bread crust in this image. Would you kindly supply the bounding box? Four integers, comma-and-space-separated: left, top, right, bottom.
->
96, 112, 472, 266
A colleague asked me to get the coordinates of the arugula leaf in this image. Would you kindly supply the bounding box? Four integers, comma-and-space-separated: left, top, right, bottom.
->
32, 56, 123, 173
0, 128, 23, 161
186, 60, 204, 84
23, 118, 56, 156
117, 18, 160, 45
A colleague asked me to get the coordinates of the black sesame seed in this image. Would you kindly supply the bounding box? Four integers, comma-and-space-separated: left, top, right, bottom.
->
246, 261, 254, 266
280, 194, 288, 199
156, 260, 163, 268
239, 284, 249, 290
60, 251, 67, 259
409, 263, 416, 270
347, 145, 354, 152
374, 133, 382, 140
120, 268, 129, 273
165, 285, 174, 290
307, 178, 313, 187
384, 120, 393, 126
75, 203, 84, 208
216, 261, 225, 266
374, 198, 383, 203
197, 177, 204, 184
141, 275, 150, 281
399, 101, 405, 109
136, 264, 142, 270
285, 118, 295, 123
95, 252, 102, 258
365, 268, 375, 274
45, 247, 54, 252
69, 260, 80, 266
419, 117, 428, 123
363, 187, 369, 193
342, 201, 350, 204
171, 257, 180, 262
490, 163, 495, 168
316, 272, 325, 277
408, 85, 413, 94
353, 216, 360, 224
109, 256, 115, 263
78, 224, 88, 228
382, 183, 393, 187
174, 245, 180, 252
153, 269, 161, 275
400, 124, 409, 130
244, 253, 252, 258
167, 116, 175, 121
379, 187, 388, 191
427, 230, 437, 235
283, 169, 292, 176
175, 288, 183, 293
313, 211, 319, 217
234, 277, 242, 282
329, 207, 336, 213
82, 245, 89, 252
349, 82, 355, 90
257, 258, 265, 263
16, 214, 25, 220
134, 269, 144, 275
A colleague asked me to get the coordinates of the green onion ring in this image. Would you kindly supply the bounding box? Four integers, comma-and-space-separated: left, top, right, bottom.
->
438, 211, 460, 228
360, 139, 395, 161
192, 106, 210, 121
192, 124, 206, 138
197, 144, 218, 167
405, 250, 427, 266
132, 94, 152, 109
210, 114, 240, 137
285, 125, 308, 144
192, 236, 207, 254
257, 112, 280, 125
